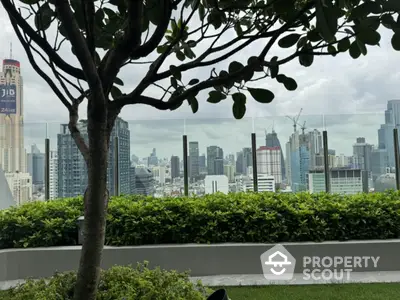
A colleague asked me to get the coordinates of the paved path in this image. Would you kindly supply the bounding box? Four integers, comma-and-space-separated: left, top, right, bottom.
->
2, 272, 400, 290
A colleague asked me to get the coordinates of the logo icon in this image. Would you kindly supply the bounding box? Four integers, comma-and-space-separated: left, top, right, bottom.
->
260, 244, 296, 280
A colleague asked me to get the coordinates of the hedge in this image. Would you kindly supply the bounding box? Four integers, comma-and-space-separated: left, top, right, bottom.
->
1, 191, 400, 249
0, 262, 212, 299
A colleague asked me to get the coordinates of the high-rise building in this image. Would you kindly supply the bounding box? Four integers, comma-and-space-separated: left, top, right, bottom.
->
27, 144, 45, 188
265, 129, 286, 180
256, 146, 282, 184
57, 118, 130, 197
377, 100, 400, 167
352, 137, 372, 171
0, 59, 26, 173
236, 151, 244, 174
49, 150, 58, 199
134, 166, 155, 195
188, 141, 199, 179
5, 171, 32, 205
214, 158, 224, 175
308, 168, 368, 194
170, 155, 180, 179
223, 164, 235, 182
207, 146, 223, 175
148, 148, 158, 166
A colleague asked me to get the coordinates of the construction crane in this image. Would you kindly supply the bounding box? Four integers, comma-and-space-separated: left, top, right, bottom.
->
286, 108, 303, 132
264, 121, 275, 136
300, 121, 306, 135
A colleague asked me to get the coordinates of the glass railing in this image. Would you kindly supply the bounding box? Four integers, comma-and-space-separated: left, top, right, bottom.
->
0, 112, 398, 206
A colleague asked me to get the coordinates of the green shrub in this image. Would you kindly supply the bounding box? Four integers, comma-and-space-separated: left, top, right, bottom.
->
0, 262, 212, 300
1, 191, 400, 249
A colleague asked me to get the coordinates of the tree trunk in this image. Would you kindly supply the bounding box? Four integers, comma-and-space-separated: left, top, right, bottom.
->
73, 116, 110, 300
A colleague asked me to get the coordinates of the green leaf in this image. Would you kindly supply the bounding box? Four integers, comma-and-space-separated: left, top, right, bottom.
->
247, 56, 263, 72
170, 77, 178, 89
315, 0, 338, 42
278, 34, 301, 48
337, 38, 351, 52
188, 79, 200, 85
34, 3, 54, 31
327, 45, 337, 56
145, 0, 164, 25
356, 39, 367, 55
228, 61, 244, 74
357, 29, 381, 45
381, 14, 396, 29
232, 101, 246, 119
190, 96, 198, 113
283, 77, 297, 91
299, 45, 314, 67
391, 33, 400, 51
276, 74, 286, 83
349, 40, 361, 59
176, 51, 185, 61
114, 77, 124, 86
169, 65, 182, 81
110, 86, 122, 99
207, 91, 226, 104
269, 56, 279, 79
232, 92, 246, 105
198, 4, 205, 21
248, 88, 274, 103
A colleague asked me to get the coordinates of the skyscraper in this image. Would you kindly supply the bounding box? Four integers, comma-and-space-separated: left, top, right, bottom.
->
170, 155, 180, 179
0, 59, 26, 173
377, 100, 400, 168
265, 129, 285, 180
27, 144, 45, 188
207, 146, 223, 175
57, 118, 131, 197
188, 141, 199, 179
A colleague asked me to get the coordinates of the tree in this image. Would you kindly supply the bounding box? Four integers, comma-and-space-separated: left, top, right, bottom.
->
1, 0, 399, 299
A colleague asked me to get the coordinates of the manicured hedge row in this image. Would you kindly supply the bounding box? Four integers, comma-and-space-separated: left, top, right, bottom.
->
1, 191, 400, 249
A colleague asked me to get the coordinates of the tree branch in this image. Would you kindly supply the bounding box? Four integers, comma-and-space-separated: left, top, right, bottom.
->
68, 107, 90, 162
0, 0, 85, 80
82, 0, 96, 57
98, 0, 148, 96
10, 17, 73, 111
55, 0, 103, 99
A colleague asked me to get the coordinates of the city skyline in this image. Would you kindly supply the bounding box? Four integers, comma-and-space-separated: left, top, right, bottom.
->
21, 112, 384, 159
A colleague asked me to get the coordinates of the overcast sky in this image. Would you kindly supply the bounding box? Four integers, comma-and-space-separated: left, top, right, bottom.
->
1, 5, 399, 159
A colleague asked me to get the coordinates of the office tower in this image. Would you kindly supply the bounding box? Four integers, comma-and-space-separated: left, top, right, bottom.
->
242, 147, 252, 174
377, 100, 400, 167
27, 144, 45, 189
148, 148, 158, 166
352, 137, 372, 172
286, 129, 310, 192
308, 168, 368, 194
134, 166, 155, 195
188, 141, 199, 178
129, 165, 136, 194
256, 146, 282, 184
236, 151, 244, 174
265, 129, 286, 180
307, 129, 323, 170
170, 155, 180, 179
57, 118, 131, 198
214, 158, 224, 175
207, 146, 223, 175
49, 150, 58, 199
109, 118, 131, 195
223, 164, 235, 182
131, 154, 139, 166
0, 58, 26, 173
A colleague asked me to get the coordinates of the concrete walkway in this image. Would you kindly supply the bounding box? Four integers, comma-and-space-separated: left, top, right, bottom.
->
2, 272, 400, 291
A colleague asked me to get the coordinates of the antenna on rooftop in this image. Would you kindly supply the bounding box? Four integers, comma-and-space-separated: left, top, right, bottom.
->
10, 42, 13, 59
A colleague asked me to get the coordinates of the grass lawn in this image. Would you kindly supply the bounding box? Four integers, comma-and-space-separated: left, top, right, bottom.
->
224, 283, 400, 300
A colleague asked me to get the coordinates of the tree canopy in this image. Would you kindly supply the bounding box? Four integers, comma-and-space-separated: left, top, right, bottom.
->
2, 0, 400, 124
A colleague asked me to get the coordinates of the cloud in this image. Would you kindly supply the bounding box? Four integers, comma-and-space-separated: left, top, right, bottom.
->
1, 4, 399, 159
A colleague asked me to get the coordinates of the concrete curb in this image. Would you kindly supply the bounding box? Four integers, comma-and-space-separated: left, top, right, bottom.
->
1, 240, 399, 284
